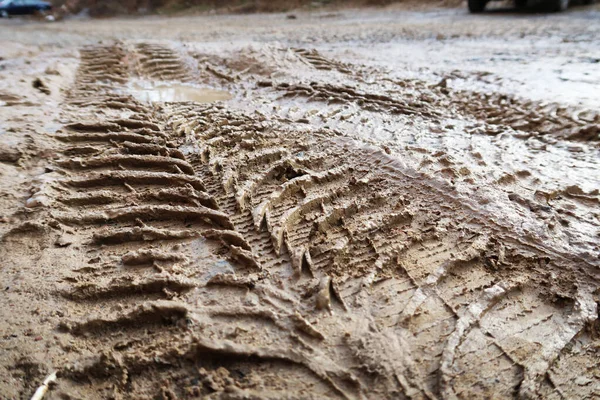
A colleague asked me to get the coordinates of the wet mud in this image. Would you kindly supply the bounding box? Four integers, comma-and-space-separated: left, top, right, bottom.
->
1, 7, 599, 400
127, 81, 232, 103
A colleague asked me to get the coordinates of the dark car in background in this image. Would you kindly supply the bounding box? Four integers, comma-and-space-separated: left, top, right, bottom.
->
469, 0, 594, 12
0, 0, 52, 17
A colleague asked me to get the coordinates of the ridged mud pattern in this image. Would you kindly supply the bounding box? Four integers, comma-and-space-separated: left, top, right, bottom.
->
52, 111, 249, 304
292, 48, 353, 74
76, 44, 129, 86
66, 43, 145, 112
45, 45, 302, 399
133, 42, 194, 82
161, 102, 599, 400
452, 91, 600, 141
12, 43, 599, 400
263, 52, 599, 142
268, 80, 442, 118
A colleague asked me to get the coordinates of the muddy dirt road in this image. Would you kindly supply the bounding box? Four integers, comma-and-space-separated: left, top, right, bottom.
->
1, 5, 599, 399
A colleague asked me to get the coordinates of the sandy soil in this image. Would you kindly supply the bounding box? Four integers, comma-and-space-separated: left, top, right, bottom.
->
0, 4, 599, 399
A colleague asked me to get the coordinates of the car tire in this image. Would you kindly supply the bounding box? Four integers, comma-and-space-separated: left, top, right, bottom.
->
549, 0, 569, 11
515, 0, 528, 9
468, 0, 487, 12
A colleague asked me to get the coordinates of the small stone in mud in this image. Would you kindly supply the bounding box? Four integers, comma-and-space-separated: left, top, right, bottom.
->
25, 195, 48, 208
32, 78, 50, 95
287, 14, 297, 19
54, 236, 72, 247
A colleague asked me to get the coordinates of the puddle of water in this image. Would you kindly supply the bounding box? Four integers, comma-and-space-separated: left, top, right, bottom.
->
128, 81, 232, 103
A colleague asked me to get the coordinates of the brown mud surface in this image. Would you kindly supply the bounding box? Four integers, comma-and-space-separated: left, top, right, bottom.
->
1, 5, 600, 399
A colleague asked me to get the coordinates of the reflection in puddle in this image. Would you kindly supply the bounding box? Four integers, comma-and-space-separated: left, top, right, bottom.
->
128, 81, 232, 103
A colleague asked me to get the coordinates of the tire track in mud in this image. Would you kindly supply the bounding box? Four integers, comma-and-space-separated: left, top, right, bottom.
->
261, 80, 442, 119
133, 42, 195, 82
45, 44, 371, 399
265, 48, 600, 143
67, 43, 151, 113
292, 48, 353, 74
163, 100, 599, 399
453, 91, 600, 142
49, 46, 302, 397
23, 43, 600, 399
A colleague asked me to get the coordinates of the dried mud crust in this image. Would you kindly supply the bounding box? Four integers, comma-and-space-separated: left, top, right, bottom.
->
1, 42, 599, 400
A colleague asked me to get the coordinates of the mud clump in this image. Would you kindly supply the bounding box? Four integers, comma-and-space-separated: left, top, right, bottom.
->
32, 77, 50, 95
0, 147, 22, 163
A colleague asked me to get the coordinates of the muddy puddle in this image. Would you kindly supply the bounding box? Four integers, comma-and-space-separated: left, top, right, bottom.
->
127, 80, 231, 103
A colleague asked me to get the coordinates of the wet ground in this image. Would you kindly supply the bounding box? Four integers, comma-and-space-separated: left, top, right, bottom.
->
0, 4, 599, 399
